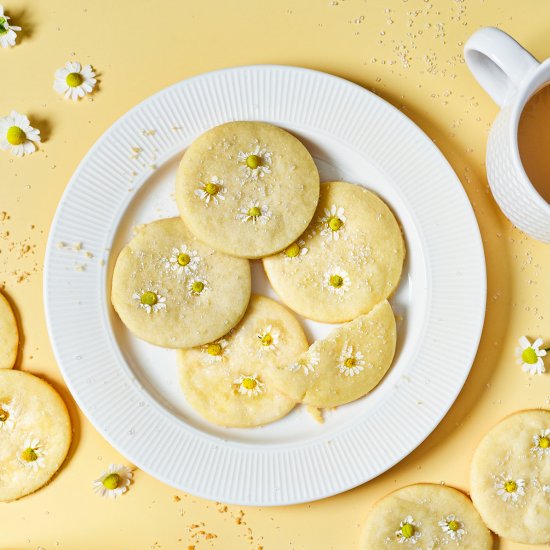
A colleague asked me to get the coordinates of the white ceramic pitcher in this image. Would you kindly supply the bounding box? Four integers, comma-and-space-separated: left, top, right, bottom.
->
465, 27, 550, 243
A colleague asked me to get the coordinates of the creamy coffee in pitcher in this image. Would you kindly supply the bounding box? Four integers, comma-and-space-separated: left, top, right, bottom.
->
518, 84, 550, 204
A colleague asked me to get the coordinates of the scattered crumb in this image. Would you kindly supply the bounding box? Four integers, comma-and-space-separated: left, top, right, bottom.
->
75, 264, 86, 272
306, 406, 325, 424
72, 241, 82, 251
173, 495, 181, 502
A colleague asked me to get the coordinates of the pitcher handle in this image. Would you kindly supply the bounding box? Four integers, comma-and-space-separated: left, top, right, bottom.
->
464, 27, 539, 107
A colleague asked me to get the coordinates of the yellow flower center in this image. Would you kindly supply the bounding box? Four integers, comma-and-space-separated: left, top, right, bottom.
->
21, 447, 38, 462
248, 206, 261, 218
284, 243, 300, 258
177, 253, 190, 266
140, 291, 157, 306
447, 520, 459, 531
401, 523, 414, 539
102, 473, 120, 490
192, 281, 204, 294
328, 216, 343, 231
66, 72, 84, 88
7, 126, 26, 146
246, 154, 261, 169
344, 357, 356, 368
242, 377, 257, 390
539, 436, 550, 449
522, 347, 538, 364
329, 274, 344, 288
0, 409, 8, 422
204, 182, 219, 195
261, 333, 273, 346
504, 480, 517, 493
207, 343, 222, 356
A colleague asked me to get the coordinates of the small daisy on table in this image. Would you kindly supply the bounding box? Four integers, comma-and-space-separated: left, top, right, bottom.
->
54, 61, 97, 101
0, 111, 40, 157
0, 5, 21, 48
93, 464, 133, 498
516, 336, 548, 375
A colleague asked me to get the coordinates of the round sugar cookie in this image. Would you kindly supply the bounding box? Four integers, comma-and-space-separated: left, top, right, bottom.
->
268, 300, 396, 408
263, 181, 405, 323
470, 409, 550, 545
111, 217, 251, 348
0, 370, 72, 501
360, 484, 493, 549
0, 292, 18, 369
178, 294, 308, 428
176, 121, 320, 259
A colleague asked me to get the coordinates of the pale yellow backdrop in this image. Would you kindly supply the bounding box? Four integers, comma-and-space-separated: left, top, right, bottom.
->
1, 0, 549, 549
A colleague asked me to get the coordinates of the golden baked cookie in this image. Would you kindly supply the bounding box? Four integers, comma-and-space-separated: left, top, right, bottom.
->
263, 181, 405, 322
0, 292, 18, 369
268, 299, 396, 408
176, 121, 320, 258
0, 370, 72, 501
178, 294, 308, 427
470, 409, 550, 545
361, 483, 493, 549
111, 217, 251, 348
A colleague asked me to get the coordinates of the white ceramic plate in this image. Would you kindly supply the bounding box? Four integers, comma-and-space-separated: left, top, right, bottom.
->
44, 66, 486, 506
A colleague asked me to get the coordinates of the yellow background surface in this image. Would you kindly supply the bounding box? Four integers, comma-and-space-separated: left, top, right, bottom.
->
1, 0, 549, 548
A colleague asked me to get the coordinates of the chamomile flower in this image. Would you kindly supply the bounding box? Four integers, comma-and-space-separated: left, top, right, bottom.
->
54, 61, 97, 101
132, 288, 166, 314
288, 351, 320, 376
257, 325, 280, 354
395, 516, 420, 544
531, 429, 550, 458
337, 343, 366, 376
320, 205, 346, 241
234, 374, 265, 397
19, 438, 46, 471
236, 202, 272, 224
323, 267, 351, 296
202, 338, 229, 362
516, 336, 547, 375
0, 400, 17, 431
495, 474, 525, 503
237, 145, 272, 180
187, 276, 208, 296
0, 111, 40, 157
93, 464, 132, 499
283, 239, 308, 260
0, 5, 21, 48
163, 245, 200, 276
195, 176, 226, 205
438, 515, 465, 541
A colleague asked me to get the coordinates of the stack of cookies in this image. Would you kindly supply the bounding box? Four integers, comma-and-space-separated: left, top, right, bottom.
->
111, 121, 405, 428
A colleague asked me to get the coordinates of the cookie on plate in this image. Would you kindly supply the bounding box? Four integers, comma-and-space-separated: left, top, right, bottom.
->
0, 370, 72, 502
360, 483, 493, 549
111, 217, 251, 348
268, 299, 396, 408
178, 294, 308, 428
470, 409, 550, 545
263, 181, 405, 323
0, 292, 18, 369
176, 121, 320, 259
